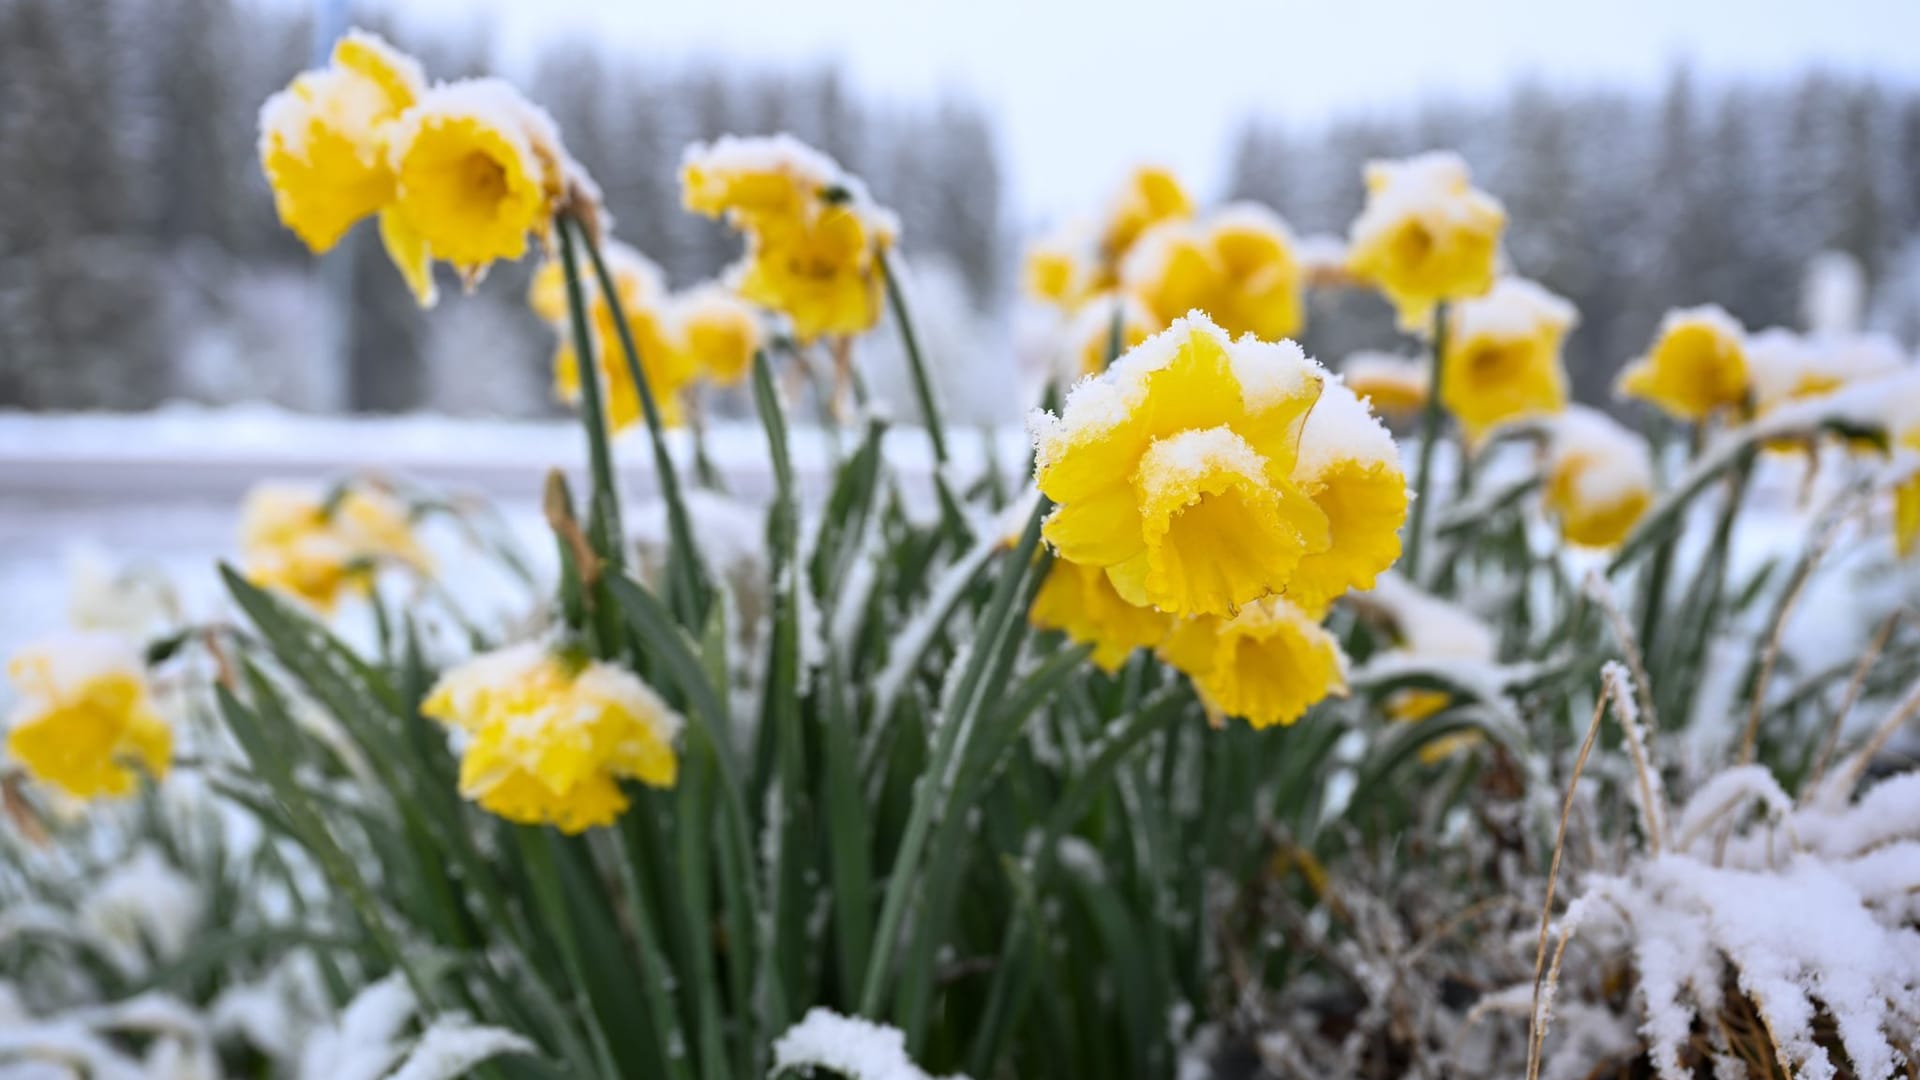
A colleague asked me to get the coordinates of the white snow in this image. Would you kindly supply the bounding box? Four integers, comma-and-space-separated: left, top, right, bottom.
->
770, 1008, 966, 1080
1354, 572, 1495, 662
1347, 151, 1504, 254
257, 30, 425, 166
1294, 375, 1401, 479
1546, 406, 1655, 509
1134, 425, 1269, 492
1448, 277, 1577, 345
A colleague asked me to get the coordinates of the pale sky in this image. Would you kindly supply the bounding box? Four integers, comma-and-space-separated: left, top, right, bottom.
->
373, 0, 1920, 223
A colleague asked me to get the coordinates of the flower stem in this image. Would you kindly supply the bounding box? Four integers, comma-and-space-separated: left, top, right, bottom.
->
555, 216, 623, 565
1403, 301, 1450, 581
879, 249, 948, 464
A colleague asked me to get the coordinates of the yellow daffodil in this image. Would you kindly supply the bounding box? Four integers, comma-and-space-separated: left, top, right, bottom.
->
1440, 278, 1576, 441
674, 285, 763, 387
681, 135, 898, 342
1123, 204, 1306, 342
239, 482, 426, 612
1062, 292, 1156, 378
1346, 151, 1505, 331
384, 79, 571, 303
1099, 165, 1193, 266
1158, 598, 1347, 728
6, 633, 171, 800
1284, 378, 1409, 610
258, 30, 425, 254
1031, 314, 1331, 617
422, 643, 680, 833
1025, 232, 1095, 309
1895, 427, 1920, 557
1340, 352, 1429, 416
1616, 305, 1748, 422
1029, 559, 1173, 672
1541, 407, 1655, 549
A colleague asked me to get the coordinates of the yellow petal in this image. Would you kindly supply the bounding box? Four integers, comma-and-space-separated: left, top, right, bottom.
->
379, 207, 437, 308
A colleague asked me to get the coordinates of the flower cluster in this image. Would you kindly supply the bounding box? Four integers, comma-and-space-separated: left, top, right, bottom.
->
680, 134, 899, 342
421, 642, 682, 834
238, 482, 426, 613
6, 632, 171, 800
1029, 313, 1406, 725
259, 30, 589, 306
1346, 151, 1506, 330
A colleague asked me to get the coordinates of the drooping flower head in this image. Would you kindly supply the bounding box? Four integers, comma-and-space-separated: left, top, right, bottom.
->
1158, 597, 1347, 728
1029, 559, 1173, 673
6, 632, 171, 800
1541, 407, 1655, 549
258, 30, 426, 253
239, 482, 427, 613
680, 135, 899, 341
1440, 277, 1577, 441
383, 78, 575, 305
1340, 351, 1430, 417
1346, 151, 1506, 330
542, 245, 696, 431
674, 285, 765, 387
1033, 313, 1369, 618
1284, 377, 1409, 610
421, 642, 681, 833
1123, 204, 1306, 342
1616, 305, 1749, 422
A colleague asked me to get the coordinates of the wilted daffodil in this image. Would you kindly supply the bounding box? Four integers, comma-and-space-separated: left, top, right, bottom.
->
1616, 305, 1749, 422
1123, 204, 1306, 342
1346, 151, 1505, 331
421, 642, 681, 833
1029, 559, 1173, 673
6, 633, 171, 800
1032, 315, 1329, 617
1541, 407, 1655, 549
383, 79, 577, 305
1340, 352, 1430, 417
258, 30, 425, 254
1158, 598, 1347, 728
1284, 378, 1409, 610
239, 482, 427, 613
1440, 277, 1577, 441
675, 285, 764, 387
681, 134, 898, 342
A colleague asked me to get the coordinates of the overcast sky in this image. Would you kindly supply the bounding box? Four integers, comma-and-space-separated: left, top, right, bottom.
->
372, 0, 1920, 223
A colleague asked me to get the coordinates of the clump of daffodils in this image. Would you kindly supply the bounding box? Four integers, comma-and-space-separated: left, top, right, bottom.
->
1616, 305, 1750, 422
1346, 151, 1506, 331
259, 30, 592, 307
421, 642, 682, 834
1440, 277, 1577, 440
680, 134, 899, 342
1541, 406, 1656, 549
6, 632, 171, 800
1121, 203, 1306, 342
238, 482, 427, 613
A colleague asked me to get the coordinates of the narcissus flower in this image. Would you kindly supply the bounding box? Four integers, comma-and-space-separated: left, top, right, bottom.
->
1541, 407, 1656, 549
1025, 232, 1095, 309
422, 643, 681, 833
1030, 314, 1331, 617
1616, 306, 1748, 421
675, 285, 764, 387
1284, 378, 1408, 610
1061, 292, 1156, 378
1123, 204, 1306, 342
258, 30, 425, 253
1158, 598, 1347, 728
680, 135, 899, 341
1341, 352, 1429, 416
1099, 165, 1193, 266
6, 633, 171, 800
239, 482, 427, 613
1346, 152, 1505, 331
384, 78, 573, 304
1029, 559, 1173, 673
1440, 278, 1576, 441
1747, 330, 1905, 417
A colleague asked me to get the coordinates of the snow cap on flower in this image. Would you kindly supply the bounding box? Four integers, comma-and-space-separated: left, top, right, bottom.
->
1616, 305, 1748, 421
1542, 406, 1655, 549
1285, 376, 1409, 610
1158, 597, 1348, 728
422, 642, 681, 833
1440, 277, 1576, 440
1346, 151, 1506, 330
6, 631, 171, 800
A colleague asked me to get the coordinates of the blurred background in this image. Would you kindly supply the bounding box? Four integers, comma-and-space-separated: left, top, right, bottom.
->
4, 0, 1920, 420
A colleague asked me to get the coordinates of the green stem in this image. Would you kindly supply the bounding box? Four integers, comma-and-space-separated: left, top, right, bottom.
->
555, 217, 623, 562
1403, 302, 1449, 581
880, 249, 948, 464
